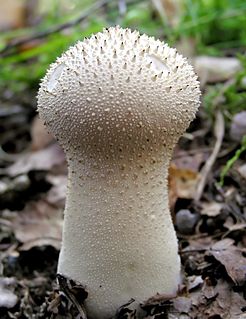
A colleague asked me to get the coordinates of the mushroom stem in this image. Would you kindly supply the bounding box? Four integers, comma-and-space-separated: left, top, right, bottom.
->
58, 152, 180, 319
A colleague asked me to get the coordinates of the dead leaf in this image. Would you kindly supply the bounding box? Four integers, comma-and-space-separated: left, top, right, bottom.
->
169, 152, 205, 208
173, 297, 192, 313
46, 174, 67, 208
194, 56, 241, 86
7, 143, 65, 176
211, 238, 235, 250
0, 277, 18, 309
193, 279, 246, 318
9, 199, 62, 250
210, 239, 246, 285
182, 237, 214, 252
222, 221, 246, 238
169, 164, 200, 200
187, 276, 204, 292
201, 202, 224, 217
19, 238, 62, 251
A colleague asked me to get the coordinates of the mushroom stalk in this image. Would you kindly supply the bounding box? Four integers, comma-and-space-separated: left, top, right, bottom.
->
59, 152, 179, 318
37, 26, 200, 319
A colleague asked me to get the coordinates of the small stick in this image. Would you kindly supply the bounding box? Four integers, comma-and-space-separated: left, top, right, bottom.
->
0, 0, 112, 57
194, 110, 225, 202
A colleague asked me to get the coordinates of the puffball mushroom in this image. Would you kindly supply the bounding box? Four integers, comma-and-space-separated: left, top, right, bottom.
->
37, 26, 200, 318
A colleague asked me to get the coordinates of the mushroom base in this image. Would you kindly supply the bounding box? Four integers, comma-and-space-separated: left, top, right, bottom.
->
57, 158, 181, 319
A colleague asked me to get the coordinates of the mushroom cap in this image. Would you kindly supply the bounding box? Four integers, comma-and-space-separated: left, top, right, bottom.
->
38, 26, 200, 157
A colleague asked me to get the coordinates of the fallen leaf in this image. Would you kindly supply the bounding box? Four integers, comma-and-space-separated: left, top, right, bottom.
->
19, 238, 61, 251
211, 238, 235, 250
173, 296, 192, 313
194, 56, 241, 86
195, 279, 246, 318
9, 199, 62, 250
0, 277, 18, 309
223, 221, 246, 238
7, 143, 65, 176
201, 202, 224, 217
210, 239, 246, 285
169, 164, 200, 200
46, 174, 67, 208
187, 276, 204, 292
182, 236, 214, 252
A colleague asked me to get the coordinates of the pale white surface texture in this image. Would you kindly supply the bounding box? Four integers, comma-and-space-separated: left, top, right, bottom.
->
37, 26, 201, 319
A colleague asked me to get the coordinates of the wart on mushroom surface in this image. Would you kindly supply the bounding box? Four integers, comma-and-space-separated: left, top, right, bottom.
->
37, 26, 201, 319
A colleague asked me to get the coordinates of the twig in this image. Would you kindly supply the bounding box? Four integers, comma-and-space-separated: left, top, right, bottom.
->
0, 0, 143, 58
0, 0, 112, 57
194, 110, 225, 202
151, 0, 167, 25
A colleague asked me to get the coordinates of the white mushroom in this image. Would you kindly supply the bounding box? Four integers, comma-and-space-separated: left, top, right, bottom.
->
37, 26, 201, 319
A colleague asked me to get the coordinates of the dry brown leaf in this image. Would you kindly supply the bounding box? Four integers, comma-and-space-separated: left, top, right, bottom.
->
169, 152, 205, 208
210, 239, 246, 285
183, 237, 214, 252
169, 164, 200, 200
191, 279, 246, 319
187, 276, 204, 292
167, 279, 245, 318
7, 143, 65, 176
9, 199, 62, 250
46, 175, 67, 209
201, 201, 224, 217
0, 277, 18, 309
223, 221, 246, 238
19, 238, 61, 251
173, 296, 192, 313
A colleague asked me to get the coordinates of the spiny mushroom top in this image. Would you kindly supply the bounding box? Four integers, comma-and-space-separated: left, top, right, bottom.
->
38, 26, 200, 161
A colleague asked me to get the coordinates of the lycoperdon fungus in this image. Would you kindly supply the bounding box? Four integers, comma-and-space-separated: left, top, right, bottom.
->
37, 26, 201, 318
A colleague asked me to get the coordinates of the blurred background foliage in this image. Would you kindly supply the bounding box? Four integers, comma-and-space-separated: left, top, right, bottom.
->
0, 0, 246, 92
